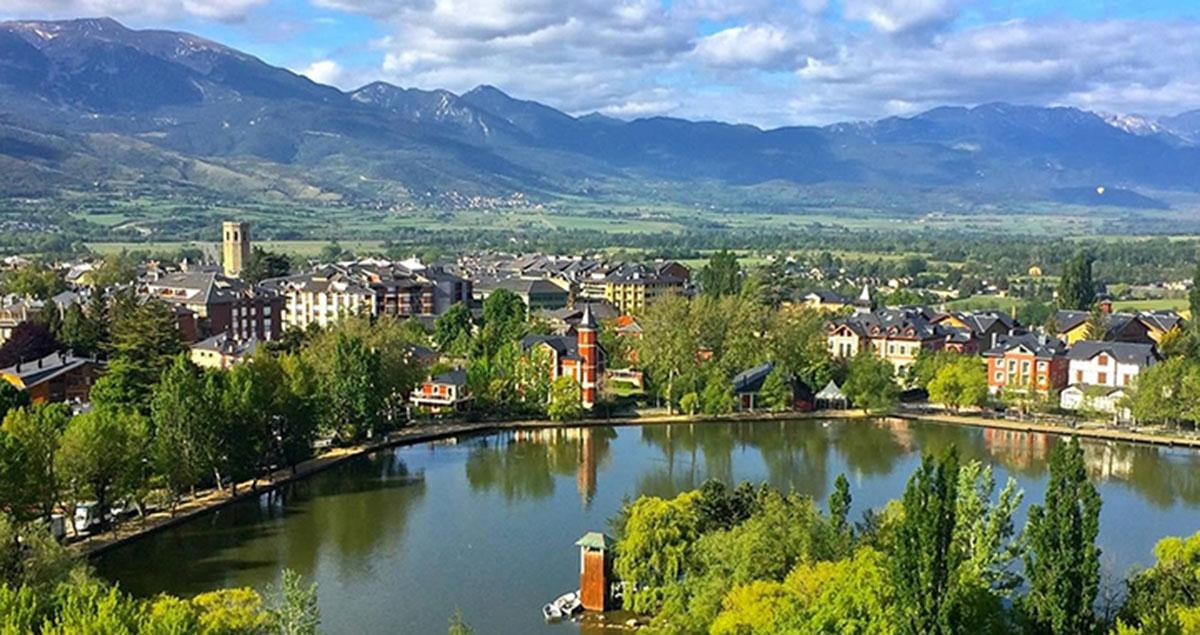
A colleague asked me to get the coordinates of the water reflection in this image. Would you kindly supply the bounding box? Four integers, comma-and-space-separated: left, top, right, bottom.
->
465, 427, 616, 508
465, 420, 1200, 512
98, 454, 426, 597
93, 419, 1200, 635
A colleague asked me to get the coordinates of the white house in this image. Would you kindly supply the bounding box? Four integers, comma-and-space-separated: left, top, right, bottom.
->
1065, 341, 1158, 389
1060, 341, 1158, 421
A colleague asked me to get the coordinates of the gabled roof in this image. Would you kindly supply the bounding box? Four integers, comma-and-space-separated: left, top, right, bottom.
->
804, 289, 851, 304
1055, 310, 1091, 333
1067, 340, 1158, 366
983, 332, 1068, 359
1136, 311, 1184, 333
1, 352, 96, 389
521, 334, 580, 360
191, 333, 260, 358
430, 368, 467, 386
732, 361, 774, 394
830, 308, 945, 341
953, 310, 1016, 335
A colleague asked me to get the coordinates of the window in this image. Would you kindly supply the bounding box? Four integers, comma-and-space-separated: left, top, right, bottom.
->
1098, 354, 1109, 366
1123, 374, 1131, 386
1098, 372, 1108, 385
1076, 370, 1083, 383
1021, 361, 1031, 376
995, 371, 1003, 383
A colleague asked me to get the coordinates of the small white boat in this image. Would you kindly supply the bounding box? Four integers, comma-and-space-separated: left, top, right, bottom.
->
555, 590, 582, 617
542, 589, 582, 621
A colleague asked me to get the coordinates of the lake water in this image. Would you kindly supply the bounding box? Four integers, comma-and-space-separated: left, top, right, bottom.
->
95, 419, 1200, 634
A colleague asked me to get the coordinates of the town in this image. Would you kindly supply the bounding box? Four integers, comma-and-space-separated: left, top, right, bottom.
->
0, 219, 1194, 539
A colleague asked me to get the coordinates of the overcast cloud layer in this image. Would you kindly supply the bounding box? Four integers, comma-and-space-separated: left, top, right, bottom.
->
3, 0, 1199, 126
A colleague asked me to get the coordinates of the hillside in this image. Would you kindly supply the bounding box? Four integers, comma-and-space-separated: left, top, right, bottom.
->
1, 17, 1199, 220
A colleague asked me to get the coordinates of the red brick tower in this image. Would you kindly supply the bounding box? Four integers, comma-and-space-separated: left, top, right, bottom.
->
577, 304, 598, 409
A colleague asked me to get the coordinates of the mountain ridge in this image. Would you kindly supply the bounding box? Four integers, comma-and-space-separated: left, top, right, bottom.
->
1, 17, 1198, 212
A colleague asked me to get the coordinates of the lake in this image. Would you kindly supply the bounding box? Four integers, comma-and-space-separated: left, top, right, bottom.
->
95, 419, 1200, 634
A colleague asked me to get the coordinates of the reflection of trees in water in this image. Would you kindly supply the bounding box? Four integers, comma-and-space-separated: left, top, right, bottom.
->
828, 420, 909, 478
96, 453, 427, 597
1080, 441, 1200, 509
463, 427, 616, 505
636, 424, 739, 498
635, 421, 831, 500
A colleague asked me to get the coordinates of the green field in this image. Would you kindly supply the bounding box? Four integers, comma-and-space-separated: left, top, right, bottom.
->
1112, 298, 1189, 312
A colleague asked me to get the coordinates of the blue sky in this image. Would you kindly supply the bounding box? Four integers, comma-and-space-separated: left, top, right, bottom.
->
5, 0, 1200, 126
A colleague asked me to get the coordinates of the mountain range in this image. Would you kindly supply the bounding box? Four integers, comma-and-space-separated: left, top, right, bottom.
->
2, 17, 1200, 214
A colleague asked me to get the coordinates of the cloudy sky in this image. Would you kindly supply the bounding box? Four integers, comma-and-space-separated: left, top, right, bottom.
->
4, 0, 1199, 126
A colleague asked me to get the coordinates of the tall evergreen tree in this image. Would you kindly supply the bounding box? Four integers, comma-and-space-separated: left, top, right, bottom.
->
1022, 437, 1101, 635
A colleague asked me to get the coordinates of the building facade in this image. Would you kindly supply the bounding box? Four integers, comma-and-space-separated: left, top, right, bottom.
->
983, 333, 1070, 395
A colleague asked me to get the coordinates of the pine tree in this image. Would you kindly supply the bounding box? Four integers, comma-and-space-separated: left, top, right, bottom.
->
1022, 437, 1101, 634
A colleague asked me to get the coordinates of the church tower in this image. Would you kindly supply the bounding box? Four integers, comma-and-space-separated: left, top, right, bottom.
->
577, 304, 599, 409
222, 221, 251, 278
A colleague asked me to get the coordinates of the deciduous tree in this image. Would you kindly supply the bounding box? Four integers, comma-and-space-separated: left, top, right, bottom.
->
1022, 437, 1101, 635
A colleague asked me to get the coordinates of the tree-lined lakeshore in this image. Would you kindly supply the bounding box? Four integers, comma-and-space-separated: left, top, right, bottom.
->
609, 439, 1200, 634
3, 248, 1200, 632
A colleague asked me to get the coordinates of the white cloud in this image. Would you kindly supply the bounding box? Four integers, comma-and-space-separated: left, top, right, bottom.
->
843, 0, 962, 34
0, 0, 268, 22
301, 59, 346, 86
790, 19, 1200, 122
692, 24, 805, 70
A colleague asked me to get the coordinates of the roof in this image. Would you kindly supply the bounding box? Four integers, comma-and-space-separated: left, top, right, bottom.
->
145, 271, 257, 306
191, 333, 260, 358
579, 303, 597, 329
575, 532, 615, 550
983, 332, 1068, 359
476, 277, 568, 298
430, 368, 467, 386
804, 290, 850, 304
952, 310, 1016, 335
1067, 340, 1158, 366
521, 333, 580, 360
829, 308, 946, 341
816, 381, 845, 400
1137, 311, 1184, 333
732, 361, 774, 394
1055, 310, 1091, 333
1, 352, 95, 389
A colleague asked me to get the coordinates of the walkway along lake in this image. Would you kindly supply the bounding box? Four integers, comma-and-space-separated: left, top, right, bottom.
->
95, 418, 1200, 634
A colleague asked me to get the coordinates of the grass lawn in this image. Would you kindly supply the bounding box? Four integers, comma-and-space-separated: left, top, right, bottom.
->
1112, 298, 1189, 312
945, 296, 1024, 312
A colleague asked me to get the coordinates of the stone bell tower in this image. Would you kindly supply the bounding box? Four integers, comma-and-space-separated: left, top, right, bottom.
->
222, 221, 251, 278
